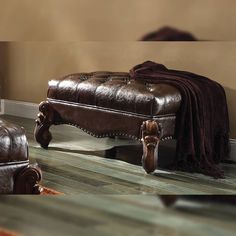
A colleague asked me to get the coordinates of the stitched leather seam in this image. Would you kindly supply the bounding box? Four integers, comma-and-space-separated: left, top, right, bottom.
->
0, 160, 29, 167
47, 98, 176, 118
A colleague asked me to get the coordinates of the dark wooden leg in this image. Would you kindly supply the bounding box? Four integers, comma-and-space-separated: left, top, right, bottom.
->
141, 120, 161, 173
105, 147, 117, 158
34, 101, 54, 149
14, 164, 42, 194
159, 196, 178, 206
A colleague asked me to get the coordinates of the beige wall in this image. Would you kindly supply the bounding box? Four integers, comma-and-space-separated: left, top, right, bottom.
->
0, 0, 236, 41
0, 44, 3, 112
0, 44, 4, 96
1, 42, 236, 138
0, 43, 7, 101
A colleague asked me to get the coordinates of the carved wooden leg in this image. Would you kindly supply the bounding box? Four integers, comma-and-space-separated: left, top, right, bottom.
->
14, 164, 42, 194
141, 120, 161, 173
34, 101, 54, 149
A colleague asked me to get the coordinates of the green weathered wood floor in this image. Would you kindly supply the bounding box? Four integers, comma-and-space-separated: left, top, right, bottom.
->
1, 115, 236, 236
0, 195, 235, 236
1, 115, 236, 194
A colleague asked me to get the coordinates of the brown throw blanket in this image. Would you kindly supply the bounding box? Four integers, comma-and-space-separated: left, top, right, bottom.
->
140, 26, 197, 41
130, 61, 229, 178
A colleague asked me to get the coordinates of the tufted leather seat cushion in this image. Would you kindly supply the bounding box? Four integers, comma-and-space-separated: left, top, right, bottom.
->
0, 118, 42, 194
0, 119, 28, 163
48, 72, 182, 116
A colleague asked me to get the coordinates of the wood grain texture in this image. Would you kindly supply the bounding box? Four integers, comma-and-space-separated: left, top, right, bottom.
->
0, 195, 235, 236
1, 115, 236, 194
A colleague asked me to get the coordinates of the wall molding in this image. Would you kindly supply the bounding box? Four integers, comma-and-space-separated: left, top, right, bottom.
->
0, 99, 4, 115
1, 99, 38, 119
0, 99, 236, 161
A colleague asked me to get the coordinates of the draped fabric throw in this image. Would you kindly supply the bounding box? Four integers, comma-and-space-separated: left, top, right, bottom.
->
140, 26, 197, 41
130, 61, 229, 178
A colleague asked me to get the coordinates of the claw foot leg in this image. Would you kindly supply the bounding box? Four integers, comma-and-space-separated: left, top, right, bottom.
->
34, 101, 54, 149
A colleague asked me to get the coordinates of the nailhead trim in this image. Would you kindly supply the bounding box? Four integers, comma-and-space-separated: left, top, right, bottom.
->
162, 136, 173, 141
55, 121, 173, 142
57, 122, 141, 140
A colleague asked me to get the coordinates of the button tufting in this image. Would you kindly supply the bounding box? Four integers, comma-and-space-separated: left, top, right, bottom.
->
48, 71, 181, 116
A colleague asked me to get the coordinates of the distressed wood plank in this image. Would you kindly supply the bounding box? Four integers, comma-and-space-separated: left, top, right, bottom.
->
1, 115, 236, 194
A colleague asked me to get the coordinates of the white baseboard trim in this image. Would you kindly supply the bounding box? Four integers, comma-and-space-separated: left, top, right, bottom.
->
1, 99, 38, 119
0, 99, 4, 115
0, 99, 236, 161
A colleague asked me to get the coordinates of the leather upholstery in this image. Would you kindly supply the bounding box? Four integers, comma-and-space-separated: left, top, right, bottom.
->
50, 100, 176, 139
0, 119, 29, 193
35, 70, 181, 175
0, 119, 28, 163
48, 72, 182, 116
0, 162, 28, 193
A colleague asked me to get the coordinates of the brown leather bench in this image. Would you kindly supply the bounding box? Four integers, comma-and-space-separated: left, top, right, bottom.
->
0, 119, 42, 194
34, 72, 181, 173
